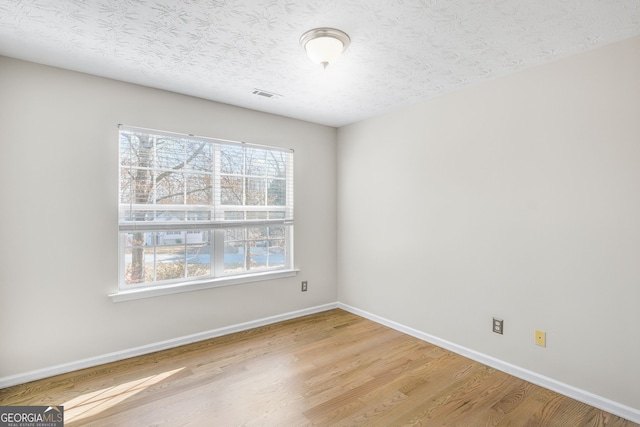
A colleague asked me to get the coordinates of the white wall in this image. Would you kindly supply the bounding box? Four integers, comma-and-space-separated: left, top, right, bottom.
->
337, 36, 640, 410
0, 57, 337, 378
2, 34, 638, 414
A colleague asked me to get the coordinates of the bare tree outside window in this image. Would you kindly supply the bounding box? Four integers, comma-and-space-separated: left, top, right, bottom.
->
120, 132, 213, 284
118, 127, 293, 289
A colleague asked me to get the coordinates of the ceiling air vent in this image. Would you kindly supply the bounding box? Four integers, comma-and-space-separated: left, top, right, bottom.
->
252, 89, 281, 99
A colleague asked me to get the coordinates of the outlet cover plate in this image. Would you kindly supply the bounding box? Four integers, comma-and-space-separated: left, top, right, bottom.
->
493, 318, 504, 334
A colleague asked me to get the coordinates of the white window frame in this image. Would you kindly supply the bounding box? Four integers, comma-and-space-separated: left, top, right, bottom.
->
111, 125, 296, 302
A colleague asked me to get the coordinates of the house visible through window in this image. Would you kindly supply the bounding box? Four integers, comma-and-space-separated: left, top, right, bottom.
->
118, 125, 294, 292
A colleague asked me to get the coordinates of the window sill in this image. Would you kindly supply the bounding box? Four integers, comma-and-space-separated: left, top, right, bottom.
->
110, 269, 299, 302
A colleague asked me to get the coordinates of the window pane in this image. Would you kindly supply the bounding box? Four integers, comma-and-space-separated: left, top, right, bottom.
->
249, 227, 268, 240
221, 226, 291, 275
246, 178, 265, 205
224, 211, 245, 220
123, 232, 154, 285
188, 210, 212, 221
246, 148, 267, 176
247, 211, 267, 220
221, 145, 243, 174
184, 140, 214, 172
156, 257, 186, 281
120, 168, 134, 204
267, 178, 286, 206
268, 239, 285, 267
250, 244, 268, 269
266, 151, 286, 178
225, 228, 245, 241
185, 173, 213, 205
221, 176, 243, 205
124, 167, 153, 206
224, 228, 246, 273
186, 232, 211, 278
154, 234, 186, 282
269, 226, 285, 239
121, 133, 154, 169
119, 133, 135, 167
134, 209, 180, 222
155, 137, 185, 170
155, 172, 185, 204
124, 247, 155, 284
123, 231, 215, 285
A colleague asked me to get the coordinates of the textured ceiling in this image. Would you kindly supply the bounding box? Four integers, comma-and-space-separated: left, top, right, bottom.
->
1, 0, 639, 127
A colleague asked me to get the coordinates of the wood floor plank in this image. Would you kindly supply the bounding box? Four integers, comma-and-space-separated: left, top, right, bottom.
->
0, 309, 636, 426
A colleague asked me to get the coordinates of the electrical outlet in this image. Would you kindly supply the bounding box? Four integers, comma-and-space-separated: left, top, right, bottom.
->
493, 318, 504, 335
535, 330, 546, 347
301, 281, 308, 292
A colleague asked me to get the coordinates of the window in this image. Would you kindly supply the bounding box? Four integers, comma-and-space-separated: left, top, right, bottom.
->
117, 125, 294, 296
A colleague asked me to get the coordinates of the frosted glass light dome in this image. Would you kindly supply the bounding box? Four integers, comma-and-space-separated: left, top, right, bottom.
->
300, 28, 350, 70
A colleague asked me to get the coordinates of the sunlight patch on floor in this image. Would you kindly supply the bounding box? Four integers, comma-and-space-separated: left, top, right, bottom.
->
63, 367, 185, 423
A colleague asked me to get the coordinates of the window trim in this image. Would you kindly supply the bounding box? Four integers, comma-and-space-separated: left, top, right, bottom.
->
110, 268, 299, 302
115, 125, 294, 299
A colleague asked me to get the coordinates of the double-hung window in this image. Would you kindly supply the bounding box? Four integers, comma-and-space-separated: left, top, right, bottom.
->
117, 125, 294, 296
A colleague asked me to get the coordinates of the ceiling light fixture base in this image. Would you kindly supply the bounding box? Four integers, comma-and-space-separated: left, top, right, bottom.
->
300, 28, 350, 70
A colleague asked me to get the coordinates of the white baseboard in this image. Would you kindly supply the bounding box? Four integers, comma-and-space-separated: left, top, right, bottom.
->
3, 301, 638, 424
0, 302, 338, 390
338, 302, 640, 424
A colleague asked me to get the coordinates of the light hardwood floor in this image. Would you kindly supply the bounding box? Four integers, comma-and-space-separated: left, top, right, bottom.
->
0, 309, 636, 426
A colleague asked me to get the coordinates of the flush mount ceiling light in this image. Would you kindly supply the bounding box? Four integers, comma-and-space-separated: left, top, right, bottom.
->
300, 28, 350, 70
